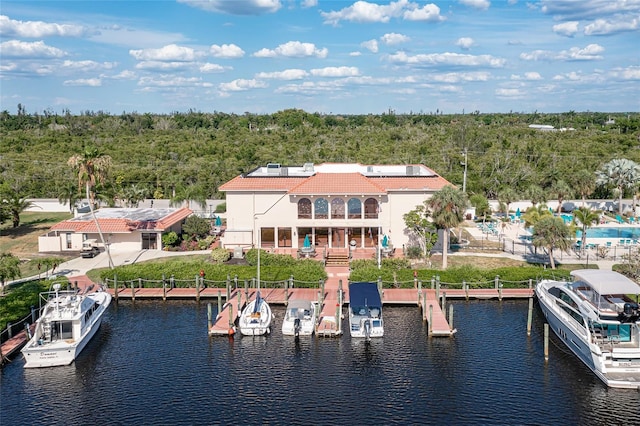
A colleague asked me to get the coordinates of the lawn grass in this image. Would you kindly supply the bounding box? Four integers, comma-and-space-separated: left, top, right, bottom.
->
1, 211, 75, 278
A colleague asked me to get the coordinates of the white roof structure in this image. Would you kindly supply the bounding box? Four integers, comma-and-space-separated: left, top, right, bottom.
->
571, 270, 640, 295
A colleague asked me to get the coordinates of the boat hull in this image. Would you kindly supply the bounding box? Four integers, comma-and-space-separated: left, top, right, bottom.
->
22, 290, 111, 368
535, 280, 640, 389
239, 297, 273, 336
282, 301, 317, 336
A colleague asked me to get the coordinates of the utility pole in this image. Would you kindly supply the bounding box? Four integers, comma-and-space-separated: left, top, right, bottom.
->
461, 148, 468, 193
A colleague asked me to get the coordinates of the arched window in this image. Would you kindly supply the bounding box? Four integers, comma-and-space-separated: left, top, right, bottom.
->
314, 198, 328, 219
347, 198, 361, 219
364, 198, 379, 219
298, 198, 312, 219
331, 198, 345, 219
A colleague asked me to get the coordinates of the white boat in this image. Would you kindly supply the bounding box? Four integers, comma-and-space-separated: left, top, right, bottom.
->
282, 299, 318, 337
22, 283, 112, 368
535, 269, 640, 389
348, 282, 384, 339
239, 291, 273, 336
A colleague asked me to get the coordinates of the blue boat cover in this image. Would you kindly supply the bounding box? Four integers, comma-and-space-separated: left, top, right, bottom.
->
253, 291, 262, 313
349, 282, 381, 309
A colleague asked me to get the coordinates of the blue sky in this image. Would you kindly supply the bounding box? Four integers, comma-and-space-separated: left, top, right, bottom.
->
1, 0, 639, 115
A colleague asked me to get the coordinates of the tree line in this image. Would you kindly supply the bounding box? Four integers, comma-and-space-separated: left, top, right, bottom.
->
1, 108, 639, 215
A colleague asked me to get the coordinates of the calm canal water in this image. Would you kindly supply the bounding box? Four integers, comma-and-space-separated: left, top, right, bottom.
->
2, 300, 639, 425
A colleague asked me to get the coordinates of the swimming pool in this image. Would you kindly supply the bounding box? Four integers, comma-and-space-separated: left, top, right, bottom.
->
577, 227, 640, 239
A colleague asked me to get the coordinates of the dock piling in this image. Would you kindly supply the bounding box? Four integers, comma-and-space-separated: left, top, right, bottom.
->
448, 304, 454, 331
428, 305, 433, 335
207, 303, 212, 329
217, 290, 222, 316
544, 323, 549, 361
527, 297, 533, 336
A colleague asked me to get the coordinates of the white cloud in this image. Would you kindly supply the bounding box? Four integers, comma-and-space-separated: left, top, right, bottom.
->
609, 66, 640, 80
134, 61, 194, 71
301, 0, 318, 7
310, 66, 360, 77
200, 63, 228, 73
496, 88, 525, 97
62, 60, 117, 71
380, 33, 410, 45
431, 71, 490, 83
63, 78, 102, 87
511, 71, 543, 80
520, 43, 604, 61
210, 44, 245, 58
89, 26, 188, 49
403, 4, 445, 22
459, 0, 491, 11
253, 41, 328, 58
0, 15, 91, 38
0, 40, 67, 58
138, 75, 213, 88
553, 21, 579, 37
456, 37, 475, 50
361, 39, 379, 53
255, 69, 308, 80
0, 62, 17, 72
540, 0, 640, 20
584, 18, 639, 35
177, 0, 282, 15
388, 51, 506, 67
349, 51, 362, 57
110, 70, 136, 80
218, 78, 268, 92
321, 0, 444, 25
129, 44, 200, 61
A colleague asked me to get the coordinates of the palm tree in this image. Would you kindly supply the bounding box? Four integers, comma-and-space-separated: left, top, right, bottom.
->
67, 147, 113, 209
0, 252, 21, 294
532, 216, 573, 269
170, 182, 207, 210
572, 207, 601, 252
551, 179, 573, 213
571, 169, 596, 207
525, 184, 547, 207
521, 204, 553, 228
57, 180, 82, 214
67, 147, 114, 269
1, 189, 36, 228
596, 158, 640, 214
498, 187, 518, 215
427, 185, 468, 269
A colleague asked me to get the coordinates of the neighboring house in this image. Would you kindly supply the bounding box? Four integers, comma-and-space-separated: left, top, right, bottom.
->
38, 207, 193, 253
218, 163, 451, 252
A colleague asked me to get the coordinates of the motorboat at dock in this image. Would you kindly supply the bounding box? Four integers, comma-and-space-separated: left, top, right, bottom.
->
22, 283, 112, 368
281, 299, 318, 337
348, 282, 384, 339
535, 269, 640, 389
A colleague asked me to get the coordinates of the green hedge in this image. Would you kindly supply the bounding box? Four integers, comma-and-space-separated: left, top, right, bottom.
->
99, 256, 327, 287
349, 263, 573, 289
0, 280, 63, 331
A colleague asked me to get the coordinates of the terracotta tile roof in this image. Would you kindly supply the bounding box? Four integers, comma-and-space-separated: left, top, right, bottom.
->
49, 207, 193, 234
155, 207, 193, 231
289, 173, 386, 195
219, 176, 307, 192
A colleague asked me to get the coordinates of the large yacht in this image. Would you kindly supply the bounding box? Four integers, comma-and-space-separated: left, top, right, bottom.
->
535, 269, 640, 389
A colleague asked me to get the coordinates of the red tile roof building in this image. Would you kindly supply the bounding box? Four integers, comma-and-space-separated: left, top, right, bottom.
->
39, 207, 193, 253
219, 163, 452, 253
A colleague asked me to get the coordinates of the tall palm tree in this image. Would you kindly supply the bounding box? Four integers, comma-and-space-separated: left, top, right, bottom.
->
596, 158, 640, 214
68, 147, 114, 269
521, 204, 553, 228
551, 179, 573, 213
572, 207, 601, 252
532, 216, 573, 269
498, 187, 518, 215
571, 169, 596, 207
525, 184, 547, 207
427, 185, 468, 269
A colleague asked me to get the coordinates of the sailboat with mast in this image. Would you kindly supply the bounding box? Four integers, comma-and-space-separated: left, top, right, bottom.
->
238, 248, 273, 336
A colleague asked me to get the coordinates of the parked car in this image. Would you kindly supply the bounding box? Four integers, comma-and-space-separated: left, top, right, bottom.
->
81, 239, 100, 258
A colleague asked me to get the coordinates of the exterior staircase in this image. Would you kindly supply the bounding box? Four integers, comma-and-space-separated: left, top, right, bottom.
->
325, 250, 350, 267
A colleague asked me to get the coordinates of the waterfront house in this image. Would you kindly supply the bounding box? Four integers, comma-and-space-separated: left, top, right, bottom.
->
38, 207, 193, 254
218, 163, 451, 254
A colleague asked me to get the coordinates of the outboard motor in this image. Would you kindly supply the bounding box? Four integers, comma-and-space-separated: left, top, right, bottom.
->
294, 318, 301, 337
621, 302, 640, 322
363, 320, 371, 341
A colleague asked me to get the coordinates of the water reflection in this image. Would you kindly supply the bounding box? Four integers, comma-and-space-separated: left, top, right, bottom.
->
2, 300, 640, 425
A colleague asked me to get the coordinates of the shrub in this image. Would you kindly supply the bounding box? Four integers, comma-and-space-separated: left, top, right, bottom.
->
211, 247, 230, 263
406, 246, 422, 259
162, 231, 179, 247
